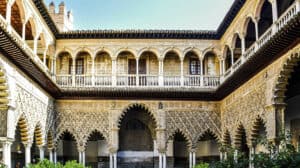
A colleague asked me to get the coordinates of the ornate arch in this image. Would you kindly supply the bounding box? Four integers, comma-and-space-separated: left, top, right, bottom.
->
162, 47, 182, 60
182, 47, 202, 61
117, 103, 158, 129
47, 131, 54, 149
83, 129, 107, 148
95, 47, 113, 59
233, 123, 249, 148
55, 48, 73, 59
231, 32, 243, 49
0, 64, 9, 137
74, 47, 93, 59
242, 16, 256, 36
202, 47, 220, 61
15, 114, 29, 143
168, 129, 192, 148
250, 116, 267, 144
196, 129, 221, 144
55, 129, 78, 147
137, 47, 160, 60
254, 0, 270, 19
115, 47, 137, 60
273, 50, 300, 105
222, 129, 232, 146
33, 122, 44, 146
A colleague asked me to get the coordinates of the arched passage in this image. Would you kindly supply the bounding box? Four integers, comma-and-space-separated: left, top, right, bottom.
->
164, 51, 181, 86
10, 0, 24, 37
250, 117, 267, 153
277, 0, 295, 17
85, 130, 108, 168
11, 116, 29, 168
94, 51, 112, 86
172, 131, 189, 168
203, 52, 219, 76
118, 104, 157, 167
234, 125, 249, 157
56, 51, 73, 86
258, 0, 273, 37
224, 46, 232, 71
30, 124, 43, 164
284, 54, 300, 149
233, 34, 242, 62
0, 0, 7, 18
139, 51, 159, 86
56, 131, 78, 164
196, 130, 220, 164
116, 51, 136, 86
183, 51, 201, 86
244, 18, 256, 49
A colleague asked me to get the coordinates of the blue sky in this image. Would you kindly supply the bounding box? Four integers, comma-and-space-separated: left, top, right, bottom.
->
45, 0, 234, 30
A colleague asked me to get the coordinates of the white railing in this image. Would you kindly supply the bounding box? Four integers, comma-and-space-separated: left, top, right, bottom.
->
232, 58, 242, 70
276, 3, 298, 30
117, 75, 137, 86
184, 75, 201, 86
56, 75, 72, 87
244, 43, 256, 59
257, 28, 272, 48
203, 76, 220, 88
75, 75, 92, 87
139, 75, 159, 86
164, 76, 181, 86
95, 75, 112, 86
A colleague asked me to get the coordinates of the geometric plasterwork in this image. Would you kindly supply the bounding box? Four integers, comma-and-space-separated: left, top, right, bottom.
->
0, 65, 9, 137
13, 85, 54, 145
166, 110, 221, 149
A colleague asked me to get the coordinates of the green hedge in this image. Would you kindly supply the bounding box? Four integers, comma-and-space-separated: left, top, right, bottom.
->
28, 159, 90, 168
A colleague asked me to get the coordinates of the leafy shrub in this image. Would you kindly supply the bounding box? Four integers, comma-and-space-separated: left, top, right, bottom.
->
27, 159, 89, 168
0, 162, 6, 168
194, 162, 209, 168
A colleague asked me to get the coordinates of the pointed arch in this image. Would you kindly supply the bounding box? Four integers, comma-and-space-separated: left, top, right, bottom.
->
47, 131, 54, 149
55, 129, 78, 147
222, 130, 232, 147
197, 129, 221, 144
84, 129, 106, 147
234, 124, 249, 154
33, 122, 44, 146
250, 116, 267, 144
15, 114, 29, 143
117, 103, 158, 129
10, 0, 26, 36
169, 129, 192, 148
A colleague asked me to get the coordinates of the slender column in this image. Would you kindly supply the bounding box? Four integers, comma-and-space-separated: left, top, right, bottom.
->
222, 60, 226, 74
159, 153, 163, 168
25, 144, 32, 166
22, 21, 26, 41
78, 151, 82, 164
219, 60, 223, 76
72, 58, 76, 87
189, 152, 193, 168
54, 150, 57, 164
233, 149, 238, 163
92, 57, 95, 86
82, 151, 86, 166
192, 152, 196, 167
158, 59, 164, 86
33, 35, 39, 55
249, 146, 255, 168
254, 20, 259, 41
6, 2, 12, 24
297, 0, 300, 12
109, 154, 113, 168
136, 58, 139, 86
180, 59, 184, 86
200, 58, 204, 86
224, 151, 228, 160
113, 153, 117, 168
43, 45, 49, 65
163, 153, 167, 168
39, 146, 45, 160
230, 48, 234, 65
112, 59, 117, 86
3, 141, 12, 168
241, 36, 246, 55
49, 149, 53, 162
269, 0, 278, 22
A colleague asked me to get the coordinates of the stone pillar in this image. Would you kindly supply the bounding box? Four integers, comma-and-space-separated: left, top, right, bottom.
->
33, 35, 39, 55
22, 21, 26, 41
48, 148, 53, 162
39, 146, 45, 160
222, 59, 226, 74
189, 152, 192, 168
82, 151, 86, 166
163, 153, 167, 168
113, 153, 117, 168
296, 0, 300, 12
6, 2, 12, 25
92, 57, 95, 86
43, 45, 49, 66
159, 59, 164, 86
109, 153, 113, 168
180, 59, 184, 86
230, 48, 234, 65
192, 152, 196, 167
2, 141, 12, 168
233, 149, 238, 163
25, 144, 32, 166
241, 36, 246, 59
136, 58, 139, 86
249, 146, 255, 168
72, 58, 76, 87
112, 59, 117, 86
54, 150, 57, 164
269, 0, 278, 22
254, 19, 259, 41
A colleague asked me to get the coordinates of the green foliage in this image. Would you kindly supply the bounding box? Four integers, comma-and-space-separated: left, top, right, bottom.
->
0, 162, 6, 168
27, 159, 89, 168
194, 162, 209, 168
